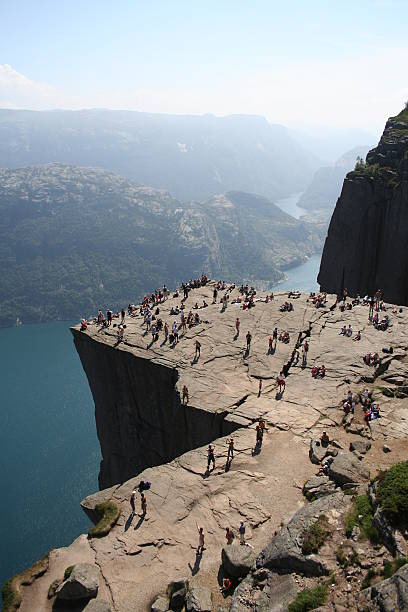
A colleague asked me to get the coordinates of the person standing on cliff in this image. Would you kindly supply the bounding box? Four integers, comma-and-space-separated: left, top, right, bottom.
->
213, 287, 218, 304
235, 317, 240, 337
227, 437, 234, 461
130, 489, 137, 516
182, 385, 189, 404
121, 308, 126, 324
239, 520, 246, 545
107, 309, 112, 327
196, 523, 205, 555
164, 322, 169, 342
375, 289, 382, 311
140, 492, 147, 517
207, 444, 215, 471
302, 340, 309, 367
195, 339, 201, 359
246, 331, 252, 353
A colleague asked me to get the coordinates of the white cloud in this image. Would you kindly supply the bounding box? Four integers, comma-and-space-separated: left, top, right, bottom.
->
0, 64, 59, 108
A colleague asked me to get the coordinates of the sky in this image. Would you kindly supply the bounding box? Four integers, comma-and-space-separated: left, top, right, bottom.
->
1, 0, 407, 135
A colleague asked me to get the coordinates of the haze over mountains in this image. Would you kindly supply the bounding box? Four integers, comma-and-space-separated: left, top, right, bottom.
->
0, 109, 320, 202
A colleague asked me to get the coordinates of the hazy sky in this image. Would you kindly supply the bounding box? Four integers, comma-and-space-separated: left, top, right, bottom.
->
1, 0, 407, 133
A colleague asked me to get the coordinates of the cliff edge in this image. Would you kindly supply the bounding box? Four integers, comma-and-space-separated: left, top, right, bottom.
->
318, 106, 408, 304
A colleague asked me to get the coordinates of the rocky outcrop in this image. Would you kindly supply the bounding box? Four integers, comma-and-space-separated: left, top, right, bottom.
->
221, 545, 256, 578
366, 563, 408, 611
55, 563, 99, 601
256, 492, 350, 576
328, 452, 370, 486
318, 106, 408, 304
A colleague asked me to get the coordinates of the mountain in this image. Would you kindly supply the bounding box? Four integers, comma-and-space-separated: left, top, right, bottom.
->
0, 164, 324, 327
298, 145, 372, 213
0, 109, 319, 202
318, 106, 408, 304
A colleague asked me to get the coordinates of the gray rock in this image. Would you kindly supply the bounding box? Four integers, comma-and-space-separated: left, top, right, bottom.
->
256, 492, 350, 576
83, 600, 111, 612
230, 571, 298, 612
56, 563, 99, 601
303, 476, 337, 500
383, 444, 391, 453
222, 544, 256, 578
309, 439, 330, 464
349, 440, 371, 454
369, 563, 408, 611
151, 595, 169, 612
328, 452, 370, 486
186, 586, 212, 611
168, 578, 189, 610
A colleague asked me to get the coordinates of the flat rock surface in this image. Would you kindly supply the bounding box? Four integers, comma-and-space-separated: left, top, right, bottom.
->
20, 286, 408, 611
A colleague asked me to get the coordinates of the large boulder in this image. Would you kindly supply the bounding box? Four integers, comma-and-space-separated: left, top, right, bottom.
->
186, 586, 212, 611
230, 570, 298, 612
83, 600, 111, 612
256, 492, 350, 576
56, 563, 99, 601
309, 439, 330, 464
222, 545, 256, 578
328, 452, 369, 486
368, 563, 408, 611
303, 476, 336, 500
349, 440, 371, 454
168, 578, 189, 611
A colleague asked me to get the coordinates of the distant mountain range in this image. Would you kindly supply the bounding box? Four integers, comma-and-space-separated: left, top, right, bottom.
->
0, 109, 320, 202
298, 145, 372, 212
0, 164, 324, 327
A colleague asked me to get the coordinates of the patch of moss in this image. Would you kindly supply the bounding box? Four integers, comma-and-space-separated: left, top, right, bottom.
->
47, 579, 60, 600
392, 107, 408, 123
88, 500, 120, 538
288, 583, 328, 612
302, 514, 331, 555
345, 495, 380, 543
383, 557, 408, 579
1, 554, 49, 612
63, 566, 74, 580
376, 461, 408, 532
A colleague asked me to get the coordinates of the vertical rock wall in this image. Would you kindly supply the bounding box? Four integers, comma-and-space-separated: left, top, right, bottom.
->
72, 329, 238, 489
318, 108, 408, 304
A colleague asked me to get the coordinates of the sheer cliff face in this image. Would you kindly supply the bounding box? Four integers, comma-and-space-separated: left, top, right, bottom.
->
318, 108, 408, 304
72, 329, 238, 489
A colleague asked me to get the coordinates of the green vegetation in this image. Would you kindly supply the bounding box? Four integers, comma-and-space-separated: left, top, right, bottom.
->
361, 568, 377, 590
288, 583, 328, 612
63, 566, 74, 580
376, 461, 408, 531
301, 514, 331, 555
1, 554, 49, 612
353, 159, 380, 177
383, 557, 408, 579
88, 501, 121, 538
392, 105, 408, 123
345, 495, 380, 543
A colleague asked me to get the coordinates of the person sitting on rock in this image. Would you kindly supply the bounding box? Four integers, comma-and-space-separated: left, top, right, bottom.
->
321, 431, 330, 446
80, 319, 88, 331
340, 325, 346, 335
353, 330, 361, 341
371, 404, 380, 419
346, 325, 353, 337
320, 365, 326, 378
221, 577, 232, 593
225, 527, 234, 545
312, 366, 319, 378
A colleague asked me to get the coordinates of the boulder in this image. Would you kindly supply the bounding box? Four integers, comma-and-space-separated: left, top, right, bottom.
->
55, 563, 99, 601
383, 444, 391, 453
186, 586, 212, 611
303, 476, 337, 500
309, 439, 329, 464
83, 600, 111, 612
256, 492, 350, 576
368, 563, 408, 611
328, 452, 369, 486
222, 545, 256, 578
349, 440, 371, 454
168, 578, 189, 610
230, 571, 298, 612
151, 595, 169, 612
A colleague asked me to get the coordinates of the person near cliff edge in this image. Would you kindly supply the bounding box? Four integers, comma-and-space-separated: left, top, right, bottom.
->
130, 489, 137, 516
195, 339, 201, 358
207, 444, 215, 471
226, 437, 234, 461
140, 492, 147, 517
182, 385, 189, 404
246, 331, 252, 352
196, 523, 205, 554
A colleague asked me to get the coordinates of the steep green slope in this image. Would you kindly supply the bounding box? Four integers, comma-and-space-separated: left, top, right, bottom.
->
0, 164, 323, 326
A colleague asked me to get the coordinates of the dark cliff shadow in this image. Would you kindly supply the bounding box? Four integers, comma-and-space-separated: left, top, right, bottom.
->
124, 512, 134, 532
188, 552, 202, 575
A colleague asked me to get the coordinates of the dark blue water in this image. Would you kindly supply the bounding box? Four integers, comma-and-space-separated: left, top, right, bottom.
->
0, 322, 100, 590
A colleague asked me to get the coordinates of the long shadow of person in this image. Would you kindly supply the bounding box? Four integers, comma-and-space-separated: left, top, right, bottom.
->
134, 515, 145, 530
188, 551, 202, 576
124, 513, 134, 532
225, 458, 232, 472
252, 440, 262, 456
